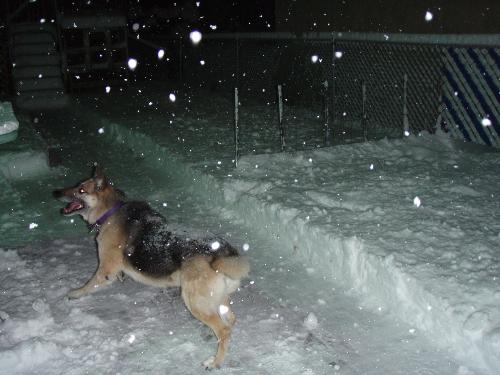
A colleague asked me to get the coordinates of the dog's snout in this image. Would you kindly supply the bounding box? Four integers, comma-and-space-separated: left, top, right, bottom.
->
53, 190, 63, 199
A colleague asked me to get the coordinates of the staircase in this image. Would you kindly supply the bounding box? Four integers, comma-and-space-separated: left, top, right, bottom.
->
9, 23, 68, 111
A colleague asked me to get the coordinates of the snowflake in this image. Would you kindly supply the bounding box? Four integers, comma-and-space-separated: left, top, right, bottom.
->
189, 30, 202, 45
128, 58, 138, 71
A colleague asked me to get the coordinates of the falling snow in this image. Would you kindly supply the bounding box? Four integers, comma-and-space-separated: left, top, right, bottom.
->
189, 30, 202, 45
127, 58, 138, 71
481, 118, 492, 127
413, 196, 421, 207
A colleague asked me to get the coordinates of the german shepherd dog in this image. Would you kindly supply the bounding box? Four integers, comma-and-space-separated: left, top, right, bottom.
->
53, 166, 249, 369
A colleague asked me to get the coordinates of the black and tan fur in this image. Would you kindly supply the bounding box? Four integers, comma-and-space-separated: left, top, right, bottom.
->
53, 166, 249, 369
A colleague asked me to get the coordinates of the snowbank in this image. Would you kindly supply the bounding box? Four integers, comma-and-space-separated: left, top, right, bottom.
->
0, 151, 51, 180
0, 102, 19, 144
0, 106, 51, 180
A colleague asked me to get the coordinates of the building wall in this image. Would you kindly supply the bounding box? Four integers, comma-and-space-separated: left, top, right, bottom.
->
275, 0, 499, 34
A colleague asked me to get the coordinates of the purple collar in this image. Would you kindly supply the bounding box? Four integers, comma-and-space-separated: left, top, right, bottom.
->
90, 201, 125, 232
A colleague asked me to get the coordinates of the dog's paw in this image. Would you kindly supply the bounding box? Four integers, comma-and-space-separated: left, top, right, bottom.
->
67, 289, 85, 300
202, 356, 220, 370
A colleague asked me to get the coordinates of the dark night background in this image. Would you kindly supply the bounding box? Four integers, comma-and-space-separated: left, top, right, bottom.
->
129, 0, 498, 34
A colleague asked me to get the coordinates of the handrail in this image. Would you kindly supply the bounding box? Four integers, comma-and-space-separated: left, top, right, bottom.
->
152, 31, 500, 48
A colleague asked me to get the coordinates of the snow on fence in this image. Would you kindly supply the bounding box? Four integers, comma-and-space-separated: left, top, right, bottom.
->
144, 32, 499, 152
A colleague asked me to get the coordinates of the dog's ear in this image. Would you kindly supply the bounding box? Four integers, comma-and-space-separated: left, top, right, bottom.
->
92, 163, 108, 190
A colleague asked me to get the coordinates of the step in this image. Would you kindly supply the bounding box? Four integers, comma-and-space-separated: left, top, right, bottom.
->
9, 23, 57, 35
12, 43, 57, 56
11, 32, 55, 44
15, 91, 69, 111
15, 77, 64, 92
12, 66, 62, 80
12, 54, 60, 67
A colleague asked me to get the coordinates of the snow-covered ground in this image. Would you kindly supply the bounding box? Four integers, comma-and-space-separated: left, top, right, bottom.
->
1, 86, 499, 374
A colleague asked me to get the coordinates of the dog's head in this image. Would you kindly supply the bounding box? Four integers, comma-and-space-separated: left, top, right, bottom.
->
53, 165, 118, 221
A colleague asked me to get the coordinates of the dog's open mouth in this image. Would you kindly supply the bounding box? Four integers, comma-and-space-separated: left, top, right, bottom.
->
62, 200, 85, 215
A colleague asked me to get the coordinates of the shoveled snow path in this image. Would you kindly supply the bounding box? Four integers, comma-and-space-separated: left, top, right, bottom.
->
0, 109, 459, 374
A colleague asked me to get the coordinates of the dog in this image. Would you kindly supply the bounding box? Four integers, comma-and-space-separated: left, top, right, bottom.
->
53, 165, 249, 369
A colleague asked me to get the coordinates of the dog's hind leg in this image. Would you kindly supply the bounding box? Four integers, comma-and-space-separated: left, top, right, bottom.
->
198, 310, 233, 369
180, 257, 236, 369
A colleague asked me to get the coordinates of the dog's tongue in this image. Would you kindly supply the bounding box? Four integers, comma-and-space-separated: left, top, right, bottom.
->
63, 201, 83, 214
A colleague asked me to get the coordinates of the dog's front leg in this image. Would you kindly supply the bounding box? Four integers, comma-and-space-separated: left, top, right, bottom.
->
67, 266, 120, 299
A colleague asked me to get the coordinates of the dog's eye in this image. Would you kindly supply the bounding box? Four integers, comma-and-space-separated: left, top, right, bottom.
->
79, 188, 86, 194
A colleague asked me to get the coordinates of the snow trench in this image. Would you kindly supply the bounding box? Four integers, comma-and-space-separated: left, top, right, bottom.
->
105, 122, 497, 374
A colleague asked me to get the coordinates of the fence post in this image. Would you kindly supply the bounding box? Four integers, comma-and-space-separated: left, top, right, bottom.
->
277, 84, 285, 151
403, 73, 410, 135
235, 36, 240, 88
362, 81, 367, 141
323, 80, 330, 146
178, 36, 183, 84
330, 36, 337, 145
234, 87, 239, 167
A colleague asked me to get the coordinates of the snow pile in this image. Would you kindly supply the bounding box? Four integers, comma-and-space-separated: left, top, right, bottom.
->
0, 102, 19, 135
0, 105, 51, 180
0, 151, 51, 180
220, 131, 500, 373
225, 132, 500, 373
0, 102, 19, 144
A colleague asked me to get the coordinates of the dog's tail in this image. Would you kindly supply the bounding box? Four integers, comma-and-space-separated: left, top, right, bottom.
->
211, 255, 250, 280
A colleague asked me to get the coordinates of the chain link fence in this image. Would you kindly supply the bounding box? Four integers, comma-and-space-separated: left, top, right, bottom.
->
143, 32, 499, 155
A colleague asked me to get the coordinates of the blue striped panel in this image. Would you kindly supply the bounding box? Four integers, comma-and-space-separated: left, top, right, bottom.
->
457, 49, 500, 134
443, 95, 472, 142
442, 47, 499, 147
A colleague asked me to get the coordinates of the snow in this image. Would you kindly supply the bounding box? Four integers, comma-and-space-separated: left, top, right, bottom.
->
303, 312, 319, 331
1, 85, 499, 374
0, 150, 51, 180
0, 101, 19, 136
189, 30, 202, 45
0, 106, 50, 180
127, 58, 138, 71
481, 118, 492, 127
